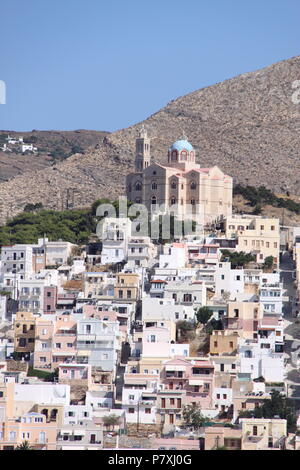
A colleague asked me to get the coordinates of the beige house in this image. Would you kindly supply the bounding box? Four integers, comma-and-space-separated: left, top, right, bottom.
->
126, 127, 233, 224
225, 216, 280, 266
210, 330, 239, 356
240, 418, 287, 450
14, 311, 36, 355
114, 273, 140, 302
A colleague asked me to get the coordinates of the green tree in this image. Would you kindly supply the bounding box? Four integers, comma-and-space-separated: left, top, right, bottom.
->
182, 404, 206, 429
196, 306, 212, 325
15, 440, 34, 450
221, 250, 256, 268
102, 414, 120, 431
263, 256, 274, 269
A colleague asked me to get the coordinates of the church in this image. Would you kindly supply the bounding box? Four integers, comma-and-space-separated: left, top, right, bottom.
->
126, 126, 233, 224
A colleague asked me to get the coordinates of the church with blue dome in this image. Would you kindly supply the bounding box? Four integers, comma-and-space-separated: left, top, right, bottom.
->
126, 127, 233, 224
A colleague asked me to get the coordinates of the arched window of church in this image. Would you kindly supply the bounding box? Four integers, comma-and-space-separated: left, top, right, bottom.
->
190, 181, 197, 190
170, 197, 176, 205
135, 182, 142, 191
171, 180, 177, 189
152, 181, 157, 190
135, 198, 141, 203
128, 184, 132, 192
171, 150, 178, 161
219, 199, 223, 206
191, 199, 196, 205
151, 196, 157, 205
180, 150, 188, 161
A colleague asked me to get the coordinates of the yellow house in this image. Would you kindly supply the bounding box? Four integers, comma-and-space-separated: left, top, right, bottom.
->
225, 216, 280, 266
225, 299, 261, 340
114, 273, 140, 302
209, 330, 239, 355
14, 311, 36, 354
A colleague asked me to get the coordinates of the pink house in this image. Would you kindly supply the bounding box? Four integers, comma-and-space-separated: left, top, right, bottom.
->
34, 314, 77, 370
43, 286, 57, 314
142, 326, 175, 358
52, 314, 77, 366
161, 357, 214, 409
58, 363, 92, 386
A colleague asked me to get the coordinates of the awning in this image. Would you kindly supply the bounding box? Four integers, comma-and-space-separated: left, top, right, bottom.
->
73, 430, 86, 436
165, 365, 186, 372
77, 350, 91, 356
61, 430, 72, 435
53, 352, 75, 356
189, 379, 204, 386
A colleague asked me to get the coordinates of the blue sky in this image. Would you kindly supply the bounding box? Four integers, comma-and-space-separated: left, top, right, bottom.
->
0, 0, 299, 132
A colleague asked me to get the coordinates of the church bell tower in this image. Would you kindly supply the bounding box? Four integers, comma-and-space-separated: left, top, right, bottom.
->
135, 125, 151, 172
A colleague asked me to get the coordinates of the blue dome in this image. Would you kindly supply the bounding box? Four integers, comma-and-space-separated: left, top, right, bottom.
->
169, 139, 194, 152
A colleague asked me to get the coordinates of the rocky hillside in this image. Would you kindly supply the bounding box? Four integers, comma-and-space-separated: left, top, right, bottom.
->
0, 129, 109, 182
1, 55, 300, 222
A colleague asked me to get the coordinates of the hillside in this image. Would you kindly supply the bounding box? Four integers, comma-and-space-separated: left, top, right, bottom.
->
0, 129, 109, 182
1, 55, 300, 223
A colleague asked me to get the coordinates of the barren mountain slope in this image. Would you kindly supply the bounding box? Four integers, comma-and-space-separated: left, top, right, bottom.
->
0, 55, 300, 221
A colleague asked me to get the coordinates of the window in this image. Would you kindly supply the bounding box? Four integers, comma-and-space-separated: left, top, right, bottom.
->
190, 181, 197, 190
135, 182, 142, 191
171, 180, 177, 189
128, 408, 135, 414
253, 426, 258, 436
151, 181, 157, 190
67, 343, 73, 348
86, 324, 91, 334
55, 343, 61, 349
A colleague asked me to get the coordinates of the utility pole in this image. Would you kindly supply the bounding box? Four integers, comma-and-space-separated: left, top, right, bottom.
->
137, 399, 140, 434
